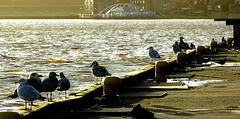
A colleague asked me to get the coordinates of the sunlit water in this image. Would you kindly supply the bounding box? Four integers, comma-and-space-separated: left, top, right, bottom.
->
0, 19, 233, 111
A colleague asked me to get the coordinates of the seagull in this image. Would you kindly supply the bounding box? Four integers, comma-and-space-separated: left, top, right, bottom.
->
179, 37, 190, 50
8, 73, 43, 100
173, 42, 182, 54
190, 43, 196, 49
8, 89, 18, 98
16, 78, 45, 110
27, 73, 43, 92
90, 61, 111, 82
222, 36, 226, 43
215, 58, 227, 65
57, 72, 70, 98
42, 72, 59, 102
147, 46, 160, 60
0, 54, 6, 60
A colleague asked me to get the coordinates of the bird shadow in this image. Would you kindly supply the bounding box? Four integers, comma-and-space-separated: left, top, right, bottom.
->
150, 105, 195, 116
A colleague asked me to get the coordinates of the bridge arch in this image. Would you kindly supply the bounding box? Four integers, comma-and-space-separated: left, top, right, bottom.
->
96, 3, 158, 18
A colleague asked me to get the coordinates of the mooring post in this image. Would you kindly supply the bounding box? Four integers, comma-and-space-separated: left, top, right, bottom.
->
210, 39, 217, 53
100, 76, 122, 104
196, 46, 205, 60
0, 112, 23, 119
227, 38, 234, 48
177, 52, 188, 68
155, 61, 169, 82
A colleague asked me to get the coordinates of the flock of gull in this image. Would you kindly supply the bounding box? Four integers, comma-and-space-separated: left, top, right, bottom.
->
7, 36, 197, 110
8, 72, 70, 110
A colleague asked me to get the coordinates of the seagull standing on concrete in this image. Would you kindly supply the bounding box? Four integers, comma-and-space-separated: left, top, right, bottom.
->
90, 61, 111, 82
215, 58, 227, 65
57, 72, 70, 98
8, 73, 43, 99
42, 72, 59, 102
27, 73, 43, 92
179, 37, 190, 50
190, 43, 196, 49
147, 46, 160, 62
16, 78, 45, 110
173, 42, 182, 54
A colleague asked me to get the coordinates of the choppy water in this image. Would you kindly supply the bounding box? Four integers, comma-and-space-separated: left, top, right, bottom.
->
0, 19, 233, 111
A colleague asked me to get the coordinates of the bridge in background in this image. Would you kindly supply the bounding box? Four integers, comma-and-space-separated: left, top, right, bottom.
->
95, 3, 158, 19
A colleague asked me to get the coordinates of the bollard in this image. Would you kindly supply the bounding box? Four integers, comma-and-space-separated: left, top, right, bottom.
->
210, 39, 217, 53
177, 52, 188, 68
0, 112, 24, 119
155, 61, 169, 82
227, 38, 234, 48
196, 46, 205, 60
100, 76, 122, 104
186, 49, 196, 61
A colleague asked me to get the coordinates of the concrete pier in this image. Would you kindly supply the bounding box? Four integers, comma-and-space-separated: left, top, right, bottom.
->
2, 44, 240, 119
226, 19, 240, 47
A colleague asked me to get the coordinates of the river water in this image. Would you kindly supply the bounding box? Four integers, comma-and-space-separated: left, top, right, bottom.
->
0, 19, 233, 111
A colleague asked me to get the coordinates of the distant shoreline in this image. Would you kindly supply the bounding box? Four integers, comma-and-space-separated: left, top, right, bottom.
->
0, 15, 229, 20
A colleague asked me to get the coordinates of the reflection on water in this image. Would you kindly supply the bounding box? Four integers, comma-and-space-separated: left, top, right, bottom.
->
0, 19, 233, 111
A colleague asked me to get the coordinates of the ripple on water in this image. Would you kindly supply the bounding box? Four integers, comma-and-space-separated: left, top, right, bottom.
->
0, 19, 233, 111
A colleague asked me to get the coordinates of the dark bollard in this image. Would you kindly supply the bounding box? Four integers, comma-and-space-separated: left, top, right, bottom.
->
210, 39, 217, 53
0, 112, 24, 119
155, 61, 169, 82
196, 46, 205, 60
100, 76, 122, 104
227, 38, 234, 48
177, 52, 188, 68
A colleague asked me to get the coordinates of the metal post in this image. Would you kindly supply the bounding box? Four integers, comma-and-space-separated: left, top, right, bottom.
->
234, 25, 240, 47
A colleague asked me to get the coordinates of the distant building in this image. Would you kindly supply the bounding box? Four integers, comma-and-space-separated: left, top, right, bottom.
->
229, 0, 240, 18
0, 0, 85, 18
153, 0, 172, 16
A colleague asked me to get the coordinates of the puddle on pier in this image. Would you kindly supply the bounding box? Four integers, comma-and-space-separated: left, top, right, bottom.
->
210, 63, 240, 67
167, 78, 225, 87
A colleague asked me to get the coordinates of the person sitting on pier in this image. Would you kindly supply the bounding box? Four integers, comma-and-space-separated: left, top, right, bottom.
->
179, 37, 191, 50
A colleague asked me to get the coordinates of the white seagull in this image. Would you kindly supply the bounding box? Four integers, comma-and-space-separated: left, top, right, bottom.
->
16, 78, 45, 110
